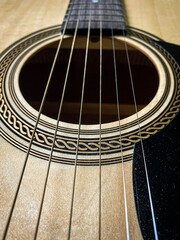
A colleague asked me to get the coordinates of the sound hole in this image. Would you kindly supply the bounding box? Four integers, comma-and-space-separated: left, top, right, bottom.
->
19, 37, 158, 124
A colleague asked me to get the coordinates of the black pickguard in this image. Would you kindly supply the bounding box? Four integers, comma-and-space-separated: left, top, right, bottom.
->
133, 42, 180, 239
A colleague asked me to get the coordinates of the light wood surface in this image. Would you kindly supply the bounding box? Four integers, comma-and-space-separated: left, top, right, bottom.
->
0, 0, 179, 239
125, 0, 180, 44
0, 137, 141, 239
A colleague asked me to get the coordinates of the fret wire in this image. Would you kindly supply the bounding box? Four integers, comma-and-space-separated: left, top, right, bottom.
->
65, 12, 124, 17
68, 0, 122, 2
68, 2, 122, 6
66, 11, 124, 17
67, 5, 123, 10
67, 4, 123, 11
65, 15, 124, 20
65, 18, 125, 22
64, 19, 125, 23
69, 7, 123, 10
68, 0, 123, 4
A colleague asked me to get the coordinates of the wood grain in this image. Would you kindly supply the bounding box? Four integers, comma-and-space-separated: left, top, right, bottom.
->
125, 0, 180, 45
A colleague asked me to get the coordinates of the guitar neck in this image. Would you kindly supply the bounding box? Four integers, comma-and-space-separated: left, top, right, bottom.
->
62, 0, 126, 34
0, 0, 180, 53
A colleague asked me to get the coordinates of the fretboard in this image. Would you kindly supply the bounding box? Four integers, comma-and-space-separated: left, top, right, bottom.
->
62, 0, 126, 35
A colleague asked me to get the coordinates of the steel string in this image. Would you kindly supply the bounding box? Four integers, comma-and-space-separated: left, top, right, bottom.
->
67, 3, 92, 240
111, 29, 130, 240
33, 17, 80, 240
123, 29, 159, 240
2, 1, 76, 239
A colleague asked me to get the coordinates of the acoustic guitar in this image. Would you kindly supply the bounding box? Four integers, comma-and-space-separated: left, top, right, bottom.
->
0, 0, 180, 239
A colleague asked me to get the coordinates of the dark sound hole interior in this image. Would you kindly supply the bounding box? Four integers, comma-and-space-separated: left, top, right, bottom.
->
19, 36, 159, 124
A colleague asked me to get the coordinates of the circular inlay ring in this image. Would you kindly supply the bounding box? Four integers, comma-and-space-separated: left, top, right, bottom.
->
0, 26, 179, 165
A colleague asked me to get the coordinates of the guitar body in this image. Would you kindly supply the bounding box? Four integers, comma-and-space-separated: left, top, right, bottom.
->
0, 1, 180, 239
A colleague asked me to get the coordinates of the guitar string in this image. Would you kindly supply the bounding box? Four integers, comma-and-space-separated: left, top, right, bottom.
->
3, 2, 158, 240
98, 6, 103, 240
33, 15, 80, 240
122, 30, 159, 240
67, 3, 92, 240
111, 29, 130, 240
2, 1, 76, 239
